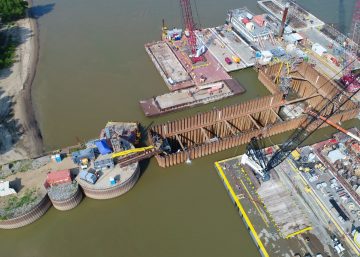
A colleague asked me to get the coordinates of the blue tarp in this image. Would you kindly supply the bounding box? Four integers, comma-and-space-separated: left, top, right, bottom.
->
95, 139, 112, 155
270, 47, 286, 57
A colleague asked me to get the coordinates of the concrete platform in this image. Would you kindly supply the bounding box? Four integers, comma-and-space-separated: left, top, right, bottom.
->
77, 162, 138, 190
258, 0, 324, 31
301, 28, 360, 72
257, 172, 312, 237
139, 79, 245, 116
145, 41, 194, 91
195, 28, 244, 72
211, 27, 256, 68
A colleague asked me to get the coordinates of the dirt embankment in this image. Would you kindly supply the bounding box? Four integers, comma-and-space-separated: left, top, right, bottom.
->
0, 5, 43, 165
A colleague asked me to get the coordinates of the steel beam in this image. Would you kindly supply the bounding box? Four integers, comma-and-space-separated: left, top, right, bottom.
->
200, 128, 210, 142
247, 114, 261, 129
271, 108, 283, 121
175, 134, 186, 152
224, 120, 236, 135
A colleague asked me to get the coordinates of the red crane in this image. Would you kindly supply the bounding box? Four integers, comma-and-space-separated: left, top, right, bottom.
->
340, 0, 360, 92
179, 0, 202, 62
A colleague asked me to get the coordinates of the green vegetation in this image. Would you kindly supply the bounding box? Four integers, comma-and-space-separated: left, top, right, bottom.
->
70, 146, 84, 154
0, 0, 28, 23
5, 188, 37, 212
0, 188, 38, 220
0, 34, 16, 69
19, 161, 32, 172
0, 0, 29, 69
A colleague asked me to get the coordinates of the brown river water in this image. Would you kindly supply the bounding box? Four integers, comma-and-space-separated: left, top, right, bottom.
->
0, 0, 359, 256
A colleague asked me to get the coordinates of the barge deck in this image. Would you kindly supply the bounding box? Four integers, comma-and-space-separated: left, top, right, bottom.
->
140, 79, 245, 117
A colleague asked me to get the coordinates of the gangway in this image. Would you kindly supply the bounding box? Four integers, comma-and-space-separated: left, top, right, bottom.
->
112, 146, 155, 159
118, 148, 161, 167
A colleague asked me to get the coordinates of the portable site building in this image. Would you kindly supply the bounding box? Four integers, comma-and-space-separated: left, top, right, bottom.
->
0, 181, 16, 197
79, 170, 97, 184
253, 15, 265, 27
46, 170, 71, 187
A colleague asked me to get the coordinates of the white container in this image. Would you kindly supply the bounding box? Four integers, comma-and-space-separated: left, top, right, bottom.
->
246, 22, 255, 31
312, 43, 327, 56
286, 43, 296, 53
245, 12, 253, 20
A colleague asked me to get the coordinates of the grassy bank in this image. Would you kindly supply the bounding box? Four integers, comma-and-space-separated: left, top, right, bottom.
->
0, 188, 39, 220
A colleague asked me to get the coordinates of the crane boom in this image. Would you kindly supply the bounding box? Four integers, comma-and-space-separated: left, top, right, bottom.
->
307, 110, 360, 142
180, 0, 197, 55
340, 0, 360, 92
247, 2, 360, 179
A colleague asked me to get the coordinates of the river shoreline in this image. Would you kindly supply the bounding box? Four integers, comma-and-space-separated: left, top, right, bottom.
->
23, 0, 44, 157
0, 0, 43, 165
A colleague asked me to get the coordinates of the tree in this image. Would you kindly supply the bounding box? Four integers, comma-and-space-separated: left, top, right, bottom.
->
0, 34, 16, 69
0, 0, 28, 23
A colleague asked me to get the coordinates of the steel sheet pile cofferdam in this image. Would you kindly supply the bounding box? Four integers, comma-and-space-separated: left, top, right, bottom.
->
148, 62, 360, 168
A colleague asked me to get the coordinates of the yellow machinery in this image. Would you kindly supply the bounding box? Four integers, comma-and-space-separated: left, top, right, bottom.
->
112, 146, 154, 159
291, 149, 301, 161
232, 56, 241, 63
161, 19, 168, 40
80, 158, 89, 170
274, 61, 291, 84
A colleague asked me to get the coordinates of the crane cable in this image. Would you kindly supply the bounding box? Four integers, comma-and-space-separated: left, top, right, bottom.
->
236, 55, 358, 152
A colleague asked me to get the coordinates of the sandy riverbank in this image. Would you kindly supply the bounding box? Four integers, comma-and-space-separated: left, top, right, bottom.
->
0, 4, 43, 165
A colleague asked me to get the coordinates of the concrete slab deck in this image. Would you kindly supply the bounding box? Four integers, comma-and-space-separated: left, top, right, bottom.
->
195, 29, 244, 72
145, 41, 194, 91
211, 27, 256, 67
76, 162, 138, 190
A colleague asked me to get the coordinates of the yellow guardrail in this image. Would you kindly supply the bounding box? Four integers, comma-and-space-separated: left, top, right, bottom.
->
275, 62, 283, 84
240, 168, 269, 227
304, 48, 340, 76
112, 146, 154, 158
285, 226, 313, 239
215, 162, 270, 257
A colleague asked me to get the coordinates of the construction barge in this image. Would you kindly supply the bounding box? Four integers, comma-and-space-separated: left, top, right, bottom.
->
214, 141, 360, 257
142, 38, 246, 116
143, 0, 360, 118
1, 0, 359, 236
212, 128, 360, 257
140, 79, 244, 117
